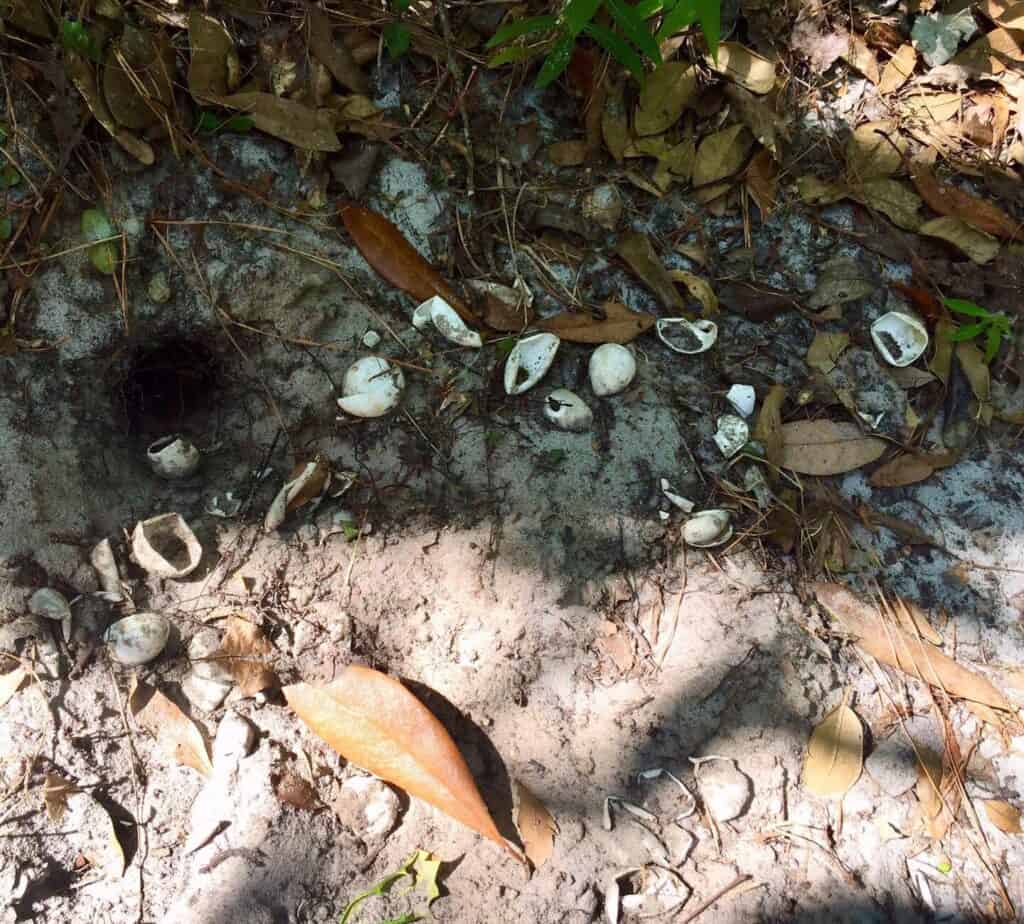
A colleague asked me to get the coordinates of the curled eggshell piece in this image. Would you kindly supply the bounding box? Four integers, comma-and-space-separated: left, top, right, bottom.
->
870, 311, 929, 367
413, 295, 483, 348
656, 317, 718, 354
682, 509, 733, 548
264, 457, 331, 531
589, 343, 637, 397
544, 388, 593, 432
714, 414, 750, 458
131, 513, 203, 578
337, 356, 405, 417
105, 612, 171, 665
504, 333, 560, 395
726, 384, 756, 417
29, 588, 73, 642
146, 434, 201, 480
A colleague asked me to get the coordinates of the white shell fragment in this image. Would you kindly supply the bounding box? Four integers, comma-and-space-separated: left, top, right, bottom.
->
691, 755, 752, 822
29, 588, 73, 642
412, 295, 483, 348
264, 458, 331, 531
589, 343, 637, 396
146, 435, 201, 480
544, 388, 593, 431
605, 867, 690, 924
332, 776, 401, 842
871, 311, 929, 367
131, 513, 203, 578
726, 384, 756, 417
656, 317, 718, 354
581, 183, 623, 231
105, 612, 171, 665
504, 333, 560, 395
714, 415, 750, 458
337, 356, 405, 417
682, 509, 733, 548
361, 329, 381, 348
660, 479, 695, 513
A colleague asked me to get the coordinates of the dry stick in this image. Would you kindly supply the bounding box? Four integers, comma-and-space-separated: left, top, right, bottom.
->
676, 874, 753, 923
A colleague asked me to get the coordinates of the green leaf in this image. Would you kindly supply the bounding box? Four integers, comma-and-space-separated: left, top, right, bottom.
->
695, 0, 720, 60
195, 111, 255, 134
378, 915, 421, 924
563, 0, 604, 37
390, 0, 412, 11
383, 21, 411, 58
635, 0, 670, 17
584, 22, 646, 82
60, 19, 102, 62
488, 43, 548, 67
338, 870, 410, 924
606, 0, 662, 64
984, 324, 1002, 364
342, 524, 360, 542
948, 321, 989, 342
81, 208, 118, 274
942, 297, 990, 319
655, 0, 698, 40
0, 164, 20, 188
0, 215, 12, 241
485, 14, 558, 49
535, 31, 576, 88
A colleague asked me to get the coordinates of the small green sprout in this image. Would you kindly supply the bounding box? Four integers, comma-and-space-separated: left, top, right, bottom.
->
943, 297, 1014, 365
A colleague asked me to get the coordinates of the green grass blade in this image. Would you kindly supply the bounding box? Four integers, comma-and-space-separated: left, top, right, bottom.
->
606, 0, 662, 63
485, 14, 558, 49
695, 0, 720, 60
942, 297, 989, 319
535, 31, 577, 88
948, 321, 989, 342
563, 0, 605, 37
984, 324, 1002, 363
584, 22, 646, 82
655, 0, 697, 39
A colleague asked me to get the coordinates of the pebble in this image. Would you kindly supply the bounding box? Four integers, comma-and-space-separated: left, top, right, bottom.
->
182, 672, 231, 713
695, 758, 752, 822
188, 628, 232, 683
331, 776, 400, 841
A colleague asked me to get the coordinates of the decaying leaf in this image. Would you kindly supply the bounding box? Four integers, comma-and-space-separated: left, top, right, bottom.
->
984, 800, 1022, 834
780, 420, 887, 475
602, 80, 631, 162
911, 167, 1021, 241
634, 62, 696, 136
512, 779, 558, 868
856, 178, 923, 231
802, 694, 864, 797
879, 44, 918, 94
869, 454, 935, 487
806, 332, 850, 375
215, 614, 278, 695
307, 6, 369, 94
901, 92, 961, 123
548, 140, 588, 167
103, 26, 175, 130
916, 744, 960, 841
43, 772, 80, 822
668, 271, 718, 315
919, 217, 1000, 264
955, 342, 993, 426
814, 582, 1014, 712
843, 34, 880, 84
893, 597, 943, 646
846, 122, 906, 179
753, 384, 786, 467
0, 663, 27, 708
744, 150, 779, 216
340, 205, 475, 323
211, 92, 342, 152
537, 301, 655, 344
284, 666, 519, 858
187, 11, 240, 98
616, 231, 685, 311
130, 677, 214, 776
708, 43, 776, 94
692, 124, 754, 187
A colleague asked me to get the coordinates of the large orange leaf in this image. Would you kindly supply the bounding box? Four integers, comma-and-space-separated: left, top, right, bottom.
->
340, 206, 476, 323
285, 666, 516, 857
536, 301, 655, 343
911, 167, 1021, 241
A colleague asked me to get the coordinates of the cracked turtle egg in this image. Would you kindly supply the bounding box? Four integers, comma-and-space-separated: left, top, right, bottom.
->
105, 612, 171, 666
337, 356, 404, 417
871, 311, 929, 367
29, 588, 73, 642
412, 295, 482, 348
146, 434, 201, 480
682, 509, 733, 548
589, 343, 636, 396
131, 513, 203, 578
504, 333, 560, 395
544, 388, 593, 431
656, 317, 718, 354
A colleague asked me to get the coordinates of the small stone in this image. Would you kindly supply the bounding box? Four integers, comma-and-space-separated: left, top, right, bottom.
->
866, 734, 920, 797
213, 712, 256, 767
332, 776, 400, 841
148, 271, 171, 303
188, 628, 232, 682
182, 672, 231, 713
695, 758, 752, 822
362, 330, 381, 348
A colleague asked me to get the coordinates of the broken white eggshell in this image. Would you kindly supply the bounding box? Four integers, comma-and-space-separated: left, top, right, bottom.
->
264, 458, 331, 531
131, 513, 203, 578
337, 356, 405, 418
682, 509, 733, 548
660, 479, 695, 513
544, 388, 593, 432
361, 329, 381, 349
656, 317, 718, 354
412, 295, 482, 348
726, 384, 756, 417
871, 311, 929, 367
714, 415, 750, 458
504, 332, 560, 395
104, 612, 171, 665
29, 588, 73, 642
589, 343, 636, 397
146, 435, 201, 480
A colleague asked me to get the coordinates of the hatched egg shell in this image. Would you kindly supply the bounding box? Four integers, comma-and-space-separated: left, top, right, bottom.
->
29, 588, 72, 621
413, 295, 482, 348
656, 317, 718, 354
682, 509, 732, 548
131, 512, 203, 578
337, 356, 404, 417
544, 388, 593, 431
726, 384, 756, 417
714, 414, 749, 458
504, 333, 560, 395
264, 458, 331, 531
589, 343, 637, 396
870, 311, 929, 367
146, 434, 201, 480
105, 612, 171, 665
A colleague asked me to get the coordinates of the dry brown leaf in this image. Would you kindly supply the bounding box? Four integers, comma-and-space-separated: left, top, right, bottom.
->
602, 81, 631, 162
0, 664, 27, 708
130, 678, 214, 776
744, 150, 779, 216
43, 772, 80, 822
869, 454, 935, 487
284, 666, 519, 859
879, 44, 918, 94
997, 2, 1024, 27
210, 92, 341, 152
615, 231, 685, 311
911, 167, 1021, 241
692, 125, 754, 187
512, 779, 558, 868
536, 301, 655, 344
802, 695, 864, 797
668, 271, 718, 315
754, 384, 786, 467
187, 11, 239, 97
548, 140, 588, 166
930, 318, 956, 385
780, 420, 887, 475
843, 35, 880, 84
814, 582, 1015, 711
902, 92, 961, 123
70, 792, 126, 878
634, 62, 697, 136
307, 6, 369, 94
893, 597, 944, 645
340, 205, 475, 323
216, 614, 278, 696
984, 800, 1023, 834
952, 27, 1024, 73
797, 176, 848, 206
725, 85, 787, 158
708, 43, 776, 94
919, 217, 1001, 264
806, 332, 850, 375
855, 178, 923, 231
846, 121, 905, 179
916, 744, 960, 840
103, 26, 175, 130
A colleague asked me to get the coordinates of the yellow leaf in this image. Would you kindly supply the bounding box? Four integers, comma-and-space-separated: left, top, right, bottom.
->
707, 43, 775, 94
780, 420, 887, 475
634, 62, 697, 136
984, 800, 1022, 834
130, 678, 214, 776
879, 44, 917, 95
802, 695, 864, 797
668, 271, 718, 315
513, 780, 558, 868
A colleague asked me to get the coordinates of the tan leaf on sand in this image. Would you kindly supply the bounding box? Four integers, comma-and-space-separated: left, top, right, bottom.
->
284, 666, 519, 858
537, 301, 655, 344
0, 663, 27, 708
814, 582, 1015, 712
901, 92, 961, 123
668, 271, 718, 315
869, 454, 935, 487
996, 3, 1024, 28
725, 85, 787, 157
780, 420, 887, 475
919, 217, 1000, 264
707, 43, 775, 94
753, 384, 786, 467
893, 597, 943, 645
216, 615, 278, 695
43, 772, 80, 822
956, 342, 991, 406
744, 150, 779, 217
187, 11, 240, 97
984, 800, 1022, 834
634, 62, 697, 136
802, 694, 864, 797
879, 44, 917, 94
209, 92, 341, 152
916, 739, 962, 840
842, 35, 880, 84
693, 125, 754, 187
548, 140, 588, 166
911, 167, 1021, 241
340, 206, 475, 323
615, 232, 685, 311
846, 121, 905, 179
307, 6, 369, 94
806, 332, 850, 375
130, 677, 214, 776
512, 779, 558, 868
855, 178, 923, 231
